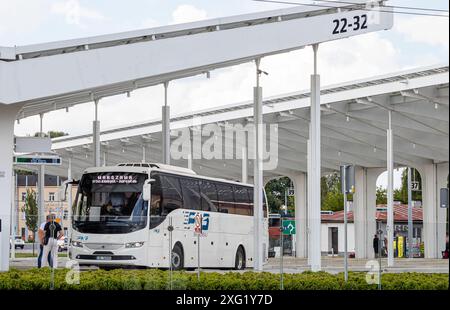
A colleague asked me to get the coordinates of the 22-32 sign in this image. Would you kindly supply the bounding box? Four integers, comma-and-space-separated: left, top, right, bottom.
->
332, 14, 368, 35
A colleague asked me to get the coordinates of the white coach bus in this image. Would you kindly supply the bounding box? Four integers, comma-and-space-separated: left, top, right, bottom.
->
68, 163, 268, 269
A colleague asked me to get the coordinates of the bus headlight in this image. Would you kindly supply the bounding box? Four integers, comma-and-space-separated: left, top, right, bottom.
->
71, 241, 83, 248
125, 242, 144, 248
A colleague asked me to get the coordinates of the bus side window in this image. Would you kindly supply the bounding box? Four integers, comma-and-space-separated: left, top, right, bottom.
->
161, 175, 183, 215
248, 188, 266, 217
216, 183, 235, 214
180, 177, 201, 211
234, 185, 251, 216
200, 181, 218, 212
248, 187, 254, 216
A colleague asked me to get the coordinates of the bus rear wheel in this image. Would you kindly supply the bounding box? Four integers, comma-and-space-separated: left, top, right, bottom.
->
171, 244, 184, 270
235, 246, 246, 270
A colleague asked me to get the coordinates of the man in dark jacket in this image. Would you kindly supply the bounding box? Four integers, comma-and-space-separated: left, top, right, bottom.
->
41, 214, 64, 268
373, 234, 379, 258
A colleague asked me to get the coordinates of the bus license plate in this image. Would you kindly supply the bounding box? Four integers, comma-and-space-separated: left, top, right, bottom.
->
96, 256, 111, 261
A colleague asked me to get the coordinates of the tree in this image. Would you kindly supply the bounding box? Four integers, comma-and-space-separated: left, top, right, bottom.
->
376, 186, 387, 204
320, 172, 352, 212
34, 131, 68, 138
264, 177, 292, 214
21, 188, 38, 243
322, 190, 344, 211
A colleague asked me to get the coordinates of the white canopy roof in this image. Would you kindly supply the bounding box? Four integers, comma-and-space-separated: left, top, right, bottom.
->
42, 64, 448, 180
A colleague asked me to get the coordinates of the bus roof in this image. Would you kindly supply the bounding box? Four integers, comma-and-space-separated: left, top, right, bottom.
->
83, 163, 254, 188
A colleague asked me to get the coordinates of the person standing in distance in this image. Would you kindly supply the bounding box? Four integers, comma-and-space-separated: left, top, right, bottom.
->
41, 214, 64, 269
37, 214, 53, 268
373, 234, 379, 258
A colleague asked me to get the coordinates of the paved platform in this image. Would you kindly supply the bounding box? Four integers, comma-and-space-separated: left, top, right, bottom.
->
264, 257, 449, 274
8, 256, 449, 274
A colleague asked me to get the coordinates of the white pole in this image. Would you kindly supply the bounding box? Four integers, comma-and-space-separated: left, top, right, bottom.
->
67, 157, 73, 255
38, 113, 45, 229
142, 145, 146, 163
242, 146, 248, 184
0, 104, 23, 271
307, 138, 311, 266
407, 167, 413, 258
253, 59, 264, 271
187, 153, 193, 171
343, 169, 348, 281
10, 170, 16, 259
162, 82, 171, 165
387, 110, 394, 267
309, 44, 321, 271
93, 99, 101, 167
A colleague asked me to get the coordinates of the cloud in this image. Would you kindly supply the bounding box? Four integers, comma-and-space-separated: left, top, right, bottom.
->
141, 18, 160, 29
0, 0, 50, 39
51, 0, 105, 26
394, 16, 449, 49
171, 4, 207, 24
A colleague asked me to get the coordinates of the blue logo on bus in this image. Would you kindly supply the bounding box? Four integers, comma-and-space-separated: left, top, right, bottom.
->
183, 211, 210, 231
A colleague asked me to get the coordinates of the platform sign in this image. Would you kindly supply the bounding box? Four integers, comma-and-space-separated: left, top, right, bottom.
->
14, 154, 61, 166
282, 220, 296, 235
411, 181, 420, 191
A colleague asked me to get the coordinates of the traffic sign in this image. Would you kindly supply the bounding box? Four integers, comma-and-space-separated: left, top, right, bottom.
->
194, 213, 203, 235
282, 220, 296, 235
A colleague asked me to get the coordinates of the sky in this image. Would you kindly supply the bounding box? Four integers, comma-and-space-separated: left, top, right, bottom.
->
1, 0, 448, 188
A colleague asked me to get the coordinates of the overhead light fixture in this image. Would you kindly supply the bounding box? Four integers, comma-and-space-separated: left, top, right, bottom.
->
122, 148, 126, 153
326, 103, 331, 109
16, 119, 20, 124
434, 102, 438, 109
373, 147, 377, 153
66, 106, 69, 112
412, 143, 416, 149
127, 91, 131, 98
338, 151, 341, 157
346, 116, 350, 122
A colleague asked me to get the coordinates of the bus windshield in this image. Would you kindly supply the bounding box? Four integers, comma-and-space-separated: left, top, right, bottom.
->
72, 172, 148, 234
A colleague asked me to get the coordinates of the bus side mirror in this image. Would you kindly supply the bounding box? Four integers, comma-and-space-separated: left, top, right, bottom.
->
143, 179, 154, 201
59, 179, 79, 201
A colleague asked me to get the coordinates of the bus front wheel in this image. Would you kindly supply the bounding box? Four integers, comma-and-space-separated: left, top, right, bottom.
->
171, 244, 184, 270
235, 246, 246, 270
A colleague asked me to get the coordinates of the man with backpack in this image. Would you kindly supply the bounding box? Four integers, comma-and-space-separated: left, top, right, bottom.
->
41, 214, 64, 269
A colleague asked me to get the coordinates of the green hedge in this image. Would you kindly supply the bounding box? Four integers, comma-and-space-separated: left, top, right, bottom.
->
0, 269, 447, 290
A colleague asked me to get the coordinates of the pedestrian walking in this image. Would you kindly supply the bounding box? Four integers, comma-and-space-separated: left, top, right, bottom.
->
41, 214, 64, 269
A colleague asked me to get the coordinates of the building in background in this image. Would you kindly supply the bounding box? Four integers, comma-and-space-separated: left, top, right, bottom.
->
269, 202, 424, 258
321, 202, 423, 257
14, 174, 77, 241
